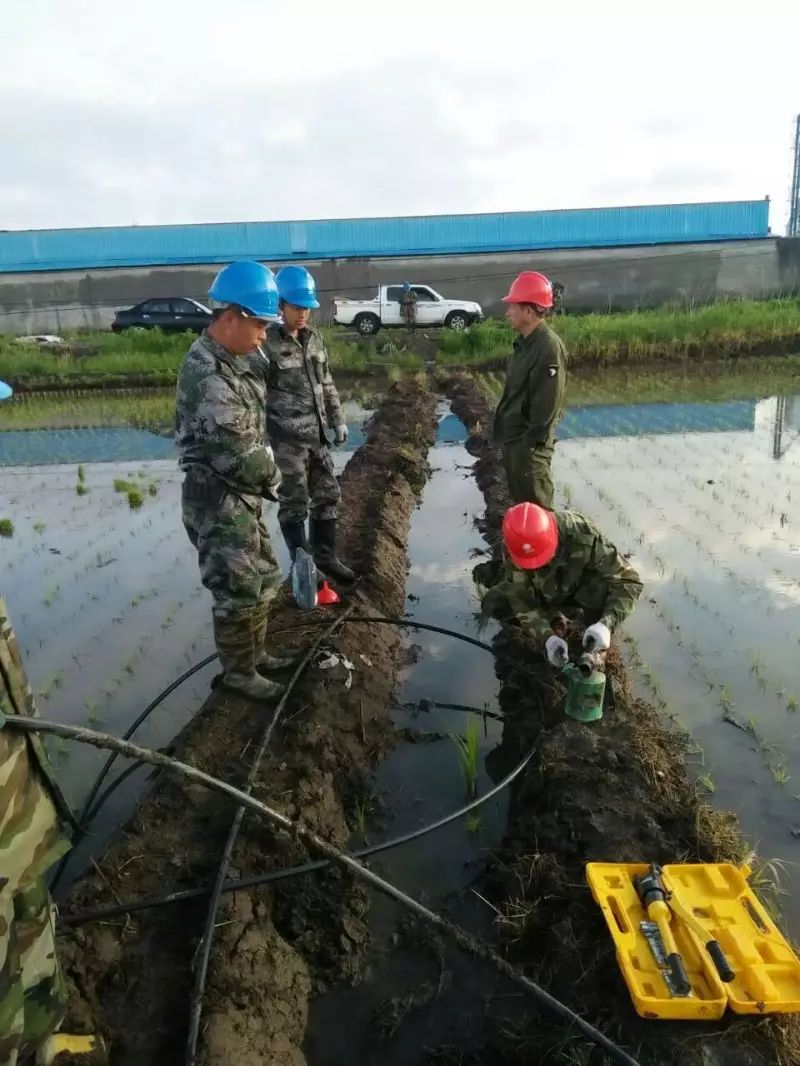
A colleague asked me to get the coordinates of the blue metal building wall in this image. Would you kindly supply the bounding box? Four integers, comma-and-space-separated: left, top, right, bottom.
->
0, 200, 769, 274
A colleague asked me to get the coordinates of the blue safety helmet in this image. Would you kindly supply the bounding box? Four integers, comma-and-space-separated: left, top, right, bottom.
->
402, 281, 411, 291
275, 265, 320, 310
0, 379, 12, 401
208, 261, 279, 320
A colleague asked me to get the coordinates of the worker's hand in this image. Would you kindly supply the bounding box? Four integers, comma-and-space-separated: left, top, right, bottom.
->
334, 424, 349, 446
583, 622, 611, 652
545, 634, 569, 667
263, 468, 282, 503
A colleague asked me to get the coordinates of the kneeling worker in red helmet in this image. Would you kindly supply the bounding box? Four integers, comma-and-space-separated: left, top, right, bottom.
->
493, 271, 566, 509
483, 502, 643, 664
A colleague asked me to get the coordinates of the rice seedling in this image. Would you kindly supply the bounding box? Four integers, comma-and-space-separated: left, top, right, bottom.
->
451, 719, 480, 799
113, 479, 135, 493
466, 813, 483, 835
75, 483, 89, 496
33, 521, 46, 533
127, 489, 144, 510
77, 464, 86, 484
353, 795, 374, 837
747, 856, 792, 919
0, 519, 14, 538
771, 760, 791, 787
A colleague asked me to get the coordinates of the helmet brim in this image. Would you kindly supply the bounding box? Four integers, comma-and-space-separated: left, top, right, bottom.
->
506, 510, 558, 570
282, 293, 320, 310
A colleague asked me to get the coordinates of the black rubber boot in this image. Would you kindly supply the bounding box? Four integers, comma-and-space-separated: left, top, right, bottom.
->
282, 518, 330, 585
279, 520, 311, 563
310, 517, 355, 584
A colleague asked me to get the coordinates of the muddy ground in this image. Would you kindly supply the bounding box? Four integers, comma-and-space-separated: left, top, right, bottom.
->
58, 379, 438, 1065
53, 371, 799, 1066
438, 372, 799, 1066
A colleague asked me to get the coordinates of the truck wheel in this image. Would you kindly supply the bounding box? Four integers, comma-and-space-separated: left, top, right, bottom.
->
354, 313, 380, 336
445, 311, 469, 332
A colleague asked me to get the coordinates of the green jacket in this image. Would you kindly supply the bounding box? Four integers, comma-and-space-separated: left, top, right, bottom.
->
482, 511, 643, 641
1, 597, 72, 891
492, 322, 566, 446
262, 323, 345, 446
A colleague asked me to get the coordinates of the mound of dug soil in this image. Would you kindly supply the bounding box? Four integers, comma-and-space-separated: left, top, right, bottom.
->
440, 372, 800, 1066
59, 379, 438, 1065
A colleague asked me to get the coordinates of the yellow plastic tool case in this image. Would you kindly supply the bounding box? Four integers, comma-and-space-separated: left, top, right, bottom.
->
586, 862, 800, 1021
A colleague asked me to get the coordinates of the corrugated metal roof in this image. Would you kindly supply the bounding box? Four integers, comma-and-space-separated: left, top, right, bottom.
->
0, 200, 770, 274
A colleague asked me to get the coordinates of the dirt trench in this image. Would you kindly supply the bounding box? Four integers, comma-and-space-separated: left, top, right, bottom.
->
59, 378, 438, 1066
438, 373, 799, 1066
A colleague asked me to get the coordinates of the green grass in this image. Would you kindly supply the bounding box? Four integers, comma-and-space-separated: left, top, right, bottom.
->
451, 719, 480, 799
0, 325, 422, 386
0, 328, 190, 380
473, 354, 800, 409
437, 297, 800, 369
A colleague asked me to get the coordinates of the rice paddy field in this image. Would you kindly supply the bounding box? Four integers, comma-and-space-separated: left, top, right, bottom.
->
2, 345, 800, 932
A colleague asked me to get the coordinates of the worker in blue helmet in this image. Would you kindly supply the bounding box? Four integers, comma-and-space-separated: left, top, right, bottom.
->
263, 265, 355, 585
175, 262, 297, 703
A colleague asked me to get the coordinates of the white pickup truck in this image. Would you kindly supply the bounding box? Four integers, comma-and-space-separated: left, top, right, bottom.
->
333, 284, 483, 336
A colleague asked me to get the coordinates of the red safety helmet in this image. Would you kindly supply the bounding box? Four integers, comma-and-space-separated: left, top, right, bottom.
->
502, 502, 559, 570
502, 271, 554, 309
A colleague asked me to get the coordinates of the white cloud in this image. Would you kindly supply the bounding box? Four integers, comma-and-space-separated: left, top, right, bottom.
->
1, 0, 797, 231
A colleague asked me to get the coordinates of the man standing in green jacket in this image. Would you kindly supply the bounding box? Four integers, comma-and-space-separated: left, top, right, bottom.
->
493, 271, 566, 509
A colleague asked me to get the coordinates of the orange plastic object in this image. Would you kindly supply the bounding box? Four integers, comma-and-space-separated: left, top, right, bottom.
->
317, 581, 340, 605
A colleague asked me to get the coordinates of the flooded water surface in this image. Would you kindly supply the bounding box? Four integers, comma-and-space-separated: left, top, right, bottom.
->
2, 367, 800, 958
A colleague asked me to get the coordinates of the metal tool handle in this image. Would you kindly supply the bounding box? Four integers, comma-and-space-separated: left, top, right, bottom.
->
666, 953, 692, 997
706, 940, 735, 982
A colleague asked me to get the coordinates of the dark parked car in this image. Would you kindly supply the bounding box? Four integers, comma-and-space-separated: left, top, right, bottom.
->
111, 298, 212, 333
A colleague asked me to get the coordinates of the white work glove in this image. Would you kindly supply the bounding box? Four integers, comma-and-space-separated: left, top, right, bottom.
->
545, 635, 569, 667
334, 424, 349, 445
583, 621, 611, 652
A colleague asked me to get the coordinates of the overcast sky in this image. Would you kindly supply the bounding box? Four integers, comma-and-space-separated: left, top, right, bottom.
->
1, 0, 798, 234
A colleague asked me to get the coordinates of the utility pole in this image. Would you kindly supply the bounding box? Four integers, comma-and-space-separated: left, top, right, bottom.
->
789, 114, 800, 237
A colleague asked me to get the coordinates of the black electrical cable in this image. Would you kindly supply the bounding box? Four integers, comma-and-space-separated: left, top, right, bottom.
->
185, 607, 352, 1066
83, 696, 502, 825
49, 652, 218, 894
63, 739, 534, 927
7, 715, 641, 1066
52, 612, 503, 1061
77, 617, 494, 835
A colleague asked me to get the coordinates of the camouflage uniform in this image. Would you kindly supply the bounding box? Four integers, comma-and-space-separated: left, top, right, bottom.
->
482, 511, 643, 641
175, 331, 282, 620
493, 322, 567, 509
400, 290, 417, 330
1, 599, 72, 1066
262, 323, 345, 525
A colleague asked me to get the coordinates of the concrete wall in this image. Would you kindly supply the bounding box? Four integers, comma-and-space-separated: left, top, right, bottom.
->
0, 238, 797, 335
